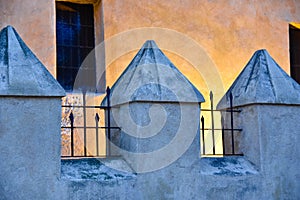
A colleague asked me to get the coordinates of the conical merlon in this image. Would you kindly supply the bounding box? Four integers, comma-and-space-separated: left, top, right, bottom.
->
217, 49, 300, 109
0, 25, 65, 97
102, 40, 205, 106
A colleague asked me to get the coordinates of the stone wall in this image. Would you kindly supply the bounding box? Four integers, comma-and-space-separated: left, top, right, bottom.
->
0, 97, 62, 200
0, 25, 65, 199
239, 104, 300, 199
1, 2, 300, 199
112, 102, 201, 173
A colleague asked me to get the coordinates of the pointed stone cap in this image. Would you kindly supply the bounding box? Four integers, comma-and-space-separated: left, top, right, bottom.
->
102, 40, 204, 106
0, 26, 65, 97
217, 49, 300, 109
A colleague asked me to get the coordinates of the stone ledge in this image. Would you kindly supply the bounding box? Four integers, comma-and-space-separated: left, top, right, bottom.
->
199, 156, 258, 176
61, 158, 136, 182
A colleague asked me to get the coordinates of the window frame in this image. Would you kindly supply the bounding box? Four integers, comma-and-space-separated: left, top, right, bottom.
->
289, 24, 300, 84
55, 0, 105, 93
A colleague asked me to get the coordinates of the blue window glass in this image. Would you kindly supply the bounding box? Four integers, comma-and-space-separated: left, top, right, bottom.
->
56, 2, 95, 91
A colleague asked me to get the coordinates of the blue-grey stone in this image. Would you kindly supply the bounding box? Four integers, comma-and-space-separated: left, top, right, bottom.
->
102, 40, 204, 106
0, 25, 65, 97
217, 49, 300, 109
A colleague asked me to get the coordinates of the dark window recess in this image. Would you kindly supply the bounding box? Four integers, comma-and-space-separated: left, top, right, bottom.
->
56, 2, 96, 92
289, 24, 300, 84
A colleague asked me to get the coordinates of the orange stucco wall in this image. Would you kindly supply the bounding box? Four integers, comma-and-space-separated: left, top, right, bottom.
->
101, 0, 300, 106
1, 0, 300, 105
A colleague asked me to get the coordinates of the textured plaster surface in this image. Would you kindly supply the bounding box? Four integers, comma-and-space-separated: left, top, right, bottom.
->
216, 48, 300, 199
0, 25, 65, 199
61, 158, 135, 181
257, 105, 300, 199
1, 78, 299, 200
101, 41, 204, 172
200, 157, 258, 176
0, 97, 63, 200
56, 129, 264, 199
59, 155, 262, 200
114, 102, 201, 173
224, 104, 300, 200
216, 50, 300, 198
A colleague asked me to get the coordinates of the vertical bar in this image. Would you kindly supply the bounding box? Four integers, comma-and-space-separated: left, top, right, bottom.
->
95, 113, 100, 156
210, 91, 215, 155
201, 116, 205, 155
69, 112, 74, 157
230, 92, 235, 155
82, 90, 87, 156
221, 116, 225, 155
106, 86, 111, 156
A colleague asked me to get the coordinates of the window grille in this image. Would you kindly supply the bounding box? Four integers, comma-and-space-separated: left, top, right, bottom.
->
56, 2, 96, 91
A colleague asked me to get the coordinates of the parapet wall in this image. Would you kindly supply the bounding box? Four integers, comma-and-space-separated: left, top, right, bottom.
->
0, 26, 299, 199
0, 97, 63, 199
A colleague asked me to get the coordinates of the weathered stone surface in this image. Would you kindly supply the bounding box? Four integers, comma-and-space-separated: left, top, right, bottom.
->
100, 41, 204, 173
200, 157, 258, 176
0, 97, 63, 200
61, 158, 135, 181
112, 102, 201, 173
219, 104, 300, 200
0, 26, 65, 97
217, 49, 300, 109
60, 156, 262, 200
0, 25, 65, 199
102, 40, 204, 106
215, 49, 300, 199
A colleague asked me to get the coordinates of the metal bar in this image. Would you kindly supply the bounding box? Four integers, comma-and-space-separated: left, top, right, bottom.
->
230, 92, 235, 155
106, 86, 111, 156
221, 116, 225, 155
210, 91, 215, 155
60, 86, 121, 158
69, 112, 74, 157
201, 116, 205, 155
61, 126, 120, 129
61, 155, 107, 158
95, 113, 100, 156
83, 90, 87, 156
201, 109, 241, 113
201, 154, 244, 156
62, 105, 109, 109
100, 127, 120, 129
200, 128, 242, 131
67, 126, 240, 131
